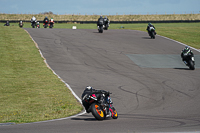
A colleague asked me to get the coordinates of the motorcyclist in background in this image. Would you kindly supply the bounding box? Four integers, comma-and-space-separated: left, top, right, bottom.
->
31, 16, 37, 27
49, 18, 54, 28
97, 15, 104, 27
81, 86, 105, 113
43, 17, 49, 24
181, 46, 194, 64
31, 16, 37, 23
146, 23, 156, 35
103, 16, 110, 29
19, 20, 23, 28
36, 22, 40, 28
97, 15, 104, 32
4, 21, 10, 26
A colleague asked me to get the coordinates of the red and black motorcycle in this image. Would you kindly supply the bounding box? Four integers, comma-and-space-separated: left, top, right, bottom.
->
43, 19, 49, 28
49, 18, 54, 28
82, 90, 118, 120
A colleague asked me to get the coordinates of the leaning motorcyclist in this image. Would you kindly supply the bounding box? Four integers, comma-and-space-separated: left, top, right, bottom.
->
146, 22, 156, 35
103, 16, 110, 27
181, 46, 194, 64
4, 21, 10, 26
43, 16, 49, 24
81, 86, 106, 113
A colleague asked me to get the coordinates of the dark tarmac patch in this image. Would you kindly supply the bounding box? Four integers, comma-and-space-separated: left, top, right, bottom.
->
127, 54, 200, 68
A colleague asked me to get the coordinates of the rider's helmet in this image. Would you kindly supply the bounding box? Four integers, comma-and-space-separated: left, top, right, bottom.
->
183, 46, 191, 53
148, 22, 152, 26
104, 16, 107, 19
185, 46, 190, 50
100, 15, 103, 18
85, 86, 93, 91
32, 16, 36, 20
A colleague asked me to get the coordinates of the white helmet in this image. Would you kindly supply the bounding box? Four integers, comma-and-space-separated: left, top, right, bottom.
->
32, 16, 36, 21
85, 86, 93, 90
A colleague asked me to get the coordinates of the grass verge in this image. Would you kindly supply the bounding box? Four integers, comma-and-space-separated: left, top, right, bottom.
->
0, 26, 83, 124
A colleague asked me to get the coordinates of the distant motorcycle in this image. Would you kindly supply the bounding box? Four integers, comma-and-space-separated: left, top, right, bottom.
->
149, 27, 156, 39
4, 21, 10, 26
19, 21, 23, 28
36, 22, 40, 28
103, 18, 110, 30
182, 52, 195, 70
31, 17, 37, 28
49, 22, 54, 28
43, 19, 48, 28
82, 90, 118, 120
31, 21, 37, 28
103, 23, 109, 30
49, 18, 54, 28
97, 19, 104, 33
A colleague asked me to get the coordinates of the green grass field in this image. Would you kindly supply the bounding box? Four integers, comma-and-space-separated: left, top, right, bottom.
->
0, 26, 83, 124
0, 22, 199, 124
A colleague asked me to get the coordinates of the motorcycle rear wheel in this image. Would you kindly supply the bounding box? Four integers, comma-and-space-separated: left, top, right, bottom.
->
91, 103, 105, 120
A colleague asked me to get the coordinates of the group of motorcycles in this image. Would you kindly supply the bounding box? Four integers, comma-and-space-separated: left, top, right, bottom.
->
146, 23, 195, 70
8, 16, 195, 122
30, 16, 54, 28
97, 16, 110, 33
84, 22, 195, 121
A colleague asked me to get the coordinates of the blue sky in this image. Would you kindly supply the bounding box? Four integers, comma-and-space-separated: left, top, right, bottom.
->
0, 0, 199, 15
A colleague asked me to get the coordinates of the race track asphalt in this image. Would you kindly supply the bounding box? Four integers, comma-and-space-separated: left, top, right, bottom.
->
1, 28, 200, 133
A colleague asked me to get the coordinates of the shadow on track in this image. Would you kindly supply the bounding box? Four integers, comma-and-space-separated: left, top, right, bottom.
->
71, 118, 97, 121
142, 37, 152, 39
173, 68, 191, 70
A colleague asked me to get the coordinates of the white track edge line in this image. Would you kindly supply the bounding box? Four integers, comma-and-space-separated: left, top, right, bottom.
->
157, 34, 200, 53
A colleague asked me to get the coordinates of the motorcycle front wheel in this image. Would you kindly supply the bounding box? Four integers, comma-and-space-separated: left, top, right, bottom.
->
189, 60, 195, 70
91, 103, 105, 120
151, 32, 155, 39
32, 23, 35, 28
99, 26, 103, 33
112, 107, 118, 119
